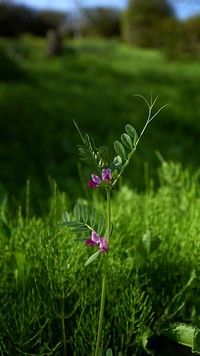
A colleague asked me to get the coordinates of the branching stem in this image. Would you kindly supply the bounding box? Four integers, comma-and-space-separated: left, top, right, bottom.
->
112, 95, 169, 188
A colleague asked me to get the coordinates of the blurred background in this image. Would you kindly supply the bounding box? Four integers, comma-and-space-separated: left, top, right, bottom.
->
0, 0, 200, 212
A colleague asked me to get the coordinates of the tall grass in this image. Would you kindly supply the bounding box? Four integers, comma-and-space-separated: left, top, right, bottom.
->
0, 161, 199, 355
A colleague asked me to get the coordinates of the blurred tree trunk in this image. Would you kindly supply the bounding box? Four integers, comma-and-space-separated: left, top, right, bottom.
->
46, 28, 62, 57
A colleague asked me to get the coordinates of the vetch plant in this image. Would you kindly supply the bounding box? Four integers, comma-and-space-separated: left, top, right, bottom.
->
60, 95, 168, 356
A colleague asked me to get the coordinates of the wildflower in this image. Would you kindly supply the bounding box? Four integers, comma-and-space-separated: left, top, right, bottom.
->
102, 168, 112, 181
87, 174, 101, 188
86, 231, 108, 253
88, 168, 112, 188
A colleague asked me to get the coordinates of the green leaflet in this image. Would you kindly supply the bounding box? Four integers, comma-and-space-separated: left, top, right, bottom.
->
71, 227, 90, 233
114, 141, 127, 161
75, 236, 90, 242
63, 211, 70, 222
73, 203, 81, 221
97, 215, 105, 236
121, 133, 133, 150
61, 203, 106, 241
125, 124, 138, 146
81, 204, 88, 224
85, 250, 100, 266
113, 155, 122, 168
61, 221, 85, 228
90, 207, 96, 228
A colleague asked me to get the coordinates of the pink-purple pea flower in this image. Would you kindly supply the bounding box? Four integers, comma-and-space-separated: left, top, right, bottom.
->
88, 168, 112, 188
86, 231, 108, 253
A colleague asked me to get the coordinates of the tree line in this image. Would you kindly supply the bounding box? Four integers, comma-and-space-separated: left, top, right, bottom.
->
0, 0, 200, 59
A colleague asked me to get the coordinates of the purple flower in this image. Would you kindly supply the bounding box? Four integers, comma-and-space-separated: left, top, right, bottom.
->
87, 174, 101, 188
99, 238, 109, 253
87, 168, 112, 188
102, 168, 112, 181
86, 231, 108, 253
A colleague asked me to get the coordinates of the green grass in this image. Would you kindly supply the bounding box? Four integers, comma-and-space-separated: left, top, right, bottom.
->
0, 36, 200, 210
0, 161, 199, 355
0, 37, 200, 354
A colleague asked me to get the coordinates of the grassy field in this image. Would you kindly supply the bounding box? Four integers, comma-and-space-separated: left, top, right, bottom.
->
0, 36, 200, 355
0, 36, 200, 210
0, 161, 200, 355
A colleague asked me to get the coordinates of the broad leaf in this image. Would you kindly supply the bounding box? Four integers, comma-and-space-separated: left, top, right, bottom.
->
158, 322, 195, 348
125, 124, 138, 146
121, 133, 133, 150
85, 250, 99, 266
106, 349, 113, 356
114, 141, 127, 161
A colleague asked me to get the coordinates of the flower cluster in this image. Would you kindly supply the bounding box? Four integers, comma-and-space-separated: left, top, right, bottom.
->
86, 231, 108, 253
88, 168, 112, 188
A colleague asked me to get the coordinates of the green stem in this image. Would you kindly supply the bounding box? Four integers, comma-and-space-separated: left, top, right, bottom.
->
61, 287, 67, 355
95, 188, 111, 356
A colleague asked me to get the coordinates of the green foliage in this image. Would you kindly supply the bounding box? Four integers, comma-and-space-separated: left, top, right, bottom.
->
60, 201, 107, 266
0, 162, 200, 354
0, 2, 67, 37
74, 120, 109, 172
0, 44, 27, 82
60, 201, 106, 239
121, 0, 175, 47
157, 322, 200, 353
114, 140, 127, 161
80, 7, 121, 38
163, 16, 200, 60
112, 96, 168, 187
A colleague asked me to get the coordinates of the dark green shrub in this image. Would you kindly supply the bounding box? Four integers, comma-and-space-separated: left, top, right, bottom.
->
80, 7, 121, 38
0, 45, 26, 82
121, 0, 175, 48
163, 16, 200, 60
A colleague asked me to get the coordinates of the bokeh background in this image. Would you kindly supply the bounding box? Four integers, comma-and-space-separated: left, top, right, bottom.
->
0, 0, 200, 211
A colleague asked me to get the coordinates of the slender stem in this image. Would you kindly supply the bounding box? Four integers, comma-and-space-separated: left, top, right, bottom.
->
112, 97, 169, 189
25, 179, 30, 225
95, 188, 111, 356
61, 287, 67, 355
